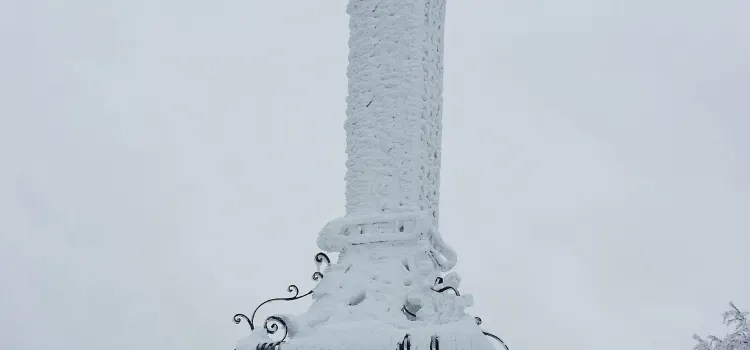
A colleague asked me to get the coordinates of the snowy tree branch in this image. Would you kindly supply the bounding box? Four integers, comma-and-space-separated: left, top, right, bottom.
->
694, 302, 749, 350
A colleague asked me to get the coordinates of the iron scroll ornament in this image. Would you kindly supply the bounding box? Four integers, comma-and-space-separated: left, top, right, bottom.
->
475, 317, 510, 350
397, 334, 411, 350
233, 252, 331, 343
430, 335, 440, 350
431, 277, 460, 296
393, 335, 438, 350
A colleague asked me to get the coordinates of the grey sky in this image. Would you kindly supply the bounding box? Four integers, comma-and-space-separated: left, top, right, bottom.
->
3, 1, 749, 350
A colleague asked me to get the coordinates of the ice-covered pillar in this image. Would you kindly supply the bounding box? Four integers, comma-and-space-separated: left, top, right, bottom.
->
343, 0, 444, 221
236, 1, 499, 350
318, 0, 456, 270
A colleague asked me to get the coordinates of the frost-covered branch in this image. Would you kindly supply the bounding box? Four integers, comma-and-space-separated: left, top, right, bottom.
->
694, 302, 749, 350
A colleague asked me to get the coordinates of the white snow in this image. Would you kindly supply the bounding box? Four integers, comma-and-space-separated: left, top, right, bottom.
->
238, 1, 496, 349
339, 0, 445, 224
694, 303, 750, 350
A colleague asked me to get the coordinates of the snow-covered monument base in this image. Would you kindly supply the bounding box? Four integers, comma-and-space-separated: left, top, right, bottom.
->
233, 1, 508, 349
234, 246, 506, 350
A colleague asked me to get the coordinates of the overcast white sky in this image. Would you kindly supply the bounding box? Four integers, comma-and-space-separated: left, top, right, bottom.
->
3, 1, 749, 350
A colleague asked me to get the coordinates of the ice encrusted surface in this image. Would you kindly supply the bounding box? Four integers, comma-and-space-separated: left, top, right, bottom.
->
342, 0, 445, 222
318, 0, 455, 269
237, 1, 494, 349
235, 241, 494, 349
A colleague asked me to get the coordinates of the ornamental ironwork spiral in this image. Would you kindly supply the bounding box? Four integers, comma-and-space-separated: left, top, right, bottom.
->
311, 252, 330, 281
432, 276, 460, 296
430, 335, 440, 350
432, 286, 460, 296
397, 334, 411, 350
233, 284, 309, 331
474, 317, 510, 350
312, 271, 323, 281
256, 342, 283, 350
483, 331, 510, 350
315, 252, 331, 266
233, 252, 331, 342
264, 316, 289, 342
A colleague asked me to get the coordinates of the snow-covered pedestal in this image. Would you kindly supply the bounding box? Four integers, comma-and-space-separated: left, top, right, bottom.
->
235, 1, 505, 350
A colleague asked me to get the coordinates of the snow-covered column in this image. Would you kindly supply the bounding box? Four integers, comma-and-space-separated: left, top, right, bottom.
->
319, 0, 456, 270
236, 2, 499, 350
344, 0, 444, 219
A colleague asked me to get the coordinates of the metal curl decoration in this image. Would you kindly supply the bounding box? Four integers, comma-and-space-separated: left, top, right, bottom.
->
312, 271, 324, 281
432, 276, 460, 296
401, 305, 417, 319
397, 334, 411, 350
256, 342, 283, 350
312, 253, 330, 281
264, 316, 289, 342
430, 335, 440, 350
474, 317, 510, 350
482, 331, 510, 350
234, 314, 251, 327
234, 252, 331, 340
432, 286, 460, 296
315, 252, 331, 266
233, 284, 309, 331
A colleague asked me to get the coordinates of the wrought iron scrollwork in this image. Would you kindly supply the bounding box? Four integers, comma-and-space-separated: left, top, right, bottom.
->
263, 316, 289, 342
312, 253, 329, 281
482, 332, 510, 350
315, 252, 331, 266
233, 284, 309, 334
401, 305, 417, 319
432, 285, 460, 295
256, 342, 283, 350
474, 317, 510, 350
233, 252, 331, 343
430, 335, 440, 350
432, 276, 460, 296
397, 334, 411, 350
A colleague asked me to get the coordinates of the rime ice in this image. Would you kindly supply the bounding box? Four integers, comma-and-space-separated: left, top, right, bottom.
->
237, 1, 497, 350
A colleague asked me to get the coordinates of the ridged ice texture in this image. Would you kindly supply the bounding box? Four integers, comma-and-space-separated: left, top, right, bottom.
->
318, 0, 454, 265
234, 2, 495, 349
235, 242, 494, 350
344, 0, 444, 224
